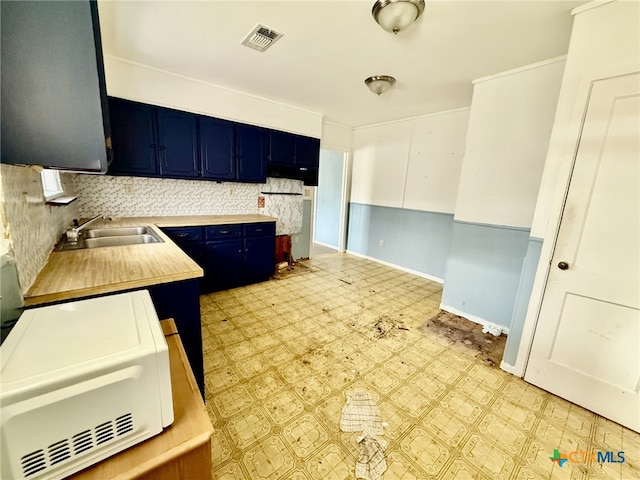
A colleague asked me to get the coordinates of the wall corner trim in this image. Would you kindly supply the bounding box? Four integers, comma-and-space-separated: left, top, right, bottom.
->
472, 55, 567, 85
571, 0, 616, 16
353, 106, 471, 131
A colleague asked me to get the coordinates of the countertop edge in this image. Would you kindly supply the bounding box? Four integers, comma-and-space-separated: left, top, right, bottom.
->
24, 215, 274, 307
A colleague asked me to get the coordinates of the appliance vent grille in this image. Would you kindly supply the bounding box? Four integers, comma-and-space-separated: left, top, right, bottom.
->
21, 450, 46, 477
19, 413, 134, 477
241, 24, 284, 52
73, 430, 94, 455
48, 439, 71, 465
116, 413, 134, 436
95, 421, 115, 445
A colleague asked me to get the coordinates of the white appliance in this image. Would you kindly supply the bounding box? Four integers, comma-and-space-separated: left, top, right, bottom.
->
0, 290, 174, 480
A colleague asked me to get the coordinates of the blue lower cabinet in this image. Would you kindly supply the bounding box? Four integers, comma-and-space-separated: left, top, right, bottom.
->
165, 222, 276, 293
147, 279, 204, 398
205, 239, 244, 291
244, 236, 275, 284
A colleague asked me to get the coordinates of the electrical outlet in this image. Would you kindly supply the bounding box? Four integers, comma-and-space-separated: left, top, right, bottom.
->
124, 183, 134, 194
294, 236, 299, 244
379, 240, 384, 247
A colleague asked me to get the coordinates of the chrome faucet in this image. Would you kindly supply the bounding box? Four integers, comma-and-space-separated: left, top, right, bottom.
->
66, 215, 103, 242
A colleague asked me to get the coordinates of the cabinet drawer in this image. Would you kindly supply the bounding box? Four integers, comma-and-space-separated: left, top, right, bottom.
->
162, 227, 203, 243
244, 222, 276, 237
205, 224, 243, 240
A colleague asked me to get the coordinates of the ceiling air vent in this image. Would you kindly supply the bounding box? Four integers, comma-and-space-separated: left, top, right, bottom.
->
241, 24, 283, 52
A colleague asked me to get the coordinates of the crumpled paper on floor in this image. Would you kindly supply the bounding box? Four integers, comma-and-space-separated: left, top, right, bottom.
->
340, 390, 387, 480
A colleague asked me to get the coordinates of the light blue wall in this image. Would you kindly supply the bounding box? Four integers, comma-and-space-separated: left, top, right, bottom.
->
314, 150, 344, 248
502, 237, 543, 365
346, 203, 454, 280
440, 221, 531, 330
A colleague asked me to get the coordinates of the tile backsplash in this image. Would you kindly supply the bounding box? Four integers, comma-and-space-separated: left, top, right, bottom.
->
73, 174, 305, 235
1, 164, 78, 293
258, 178, 304, 235
0, 167, 306, 294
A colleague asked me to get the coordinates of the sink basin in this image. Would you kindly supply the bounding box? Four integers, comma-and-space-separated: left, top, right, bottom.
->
84, 234, 161, 248
55, 226, 164, 251
85, 227, 148, 238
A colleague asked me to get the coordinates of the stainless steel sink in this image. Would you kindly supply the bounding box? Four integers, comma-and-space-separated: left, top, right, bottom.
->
85, 227, 149, 238
55, 226, 164, 251
83, 234, 161, 248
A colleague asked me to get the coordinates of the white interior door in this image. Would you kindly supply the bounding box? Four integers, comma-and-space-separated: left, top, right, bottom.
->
525, 72, 640, 432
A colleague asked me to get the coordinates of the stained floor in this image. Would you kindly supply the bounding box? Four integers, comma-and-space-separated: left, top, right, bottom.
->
199, 253, 640, 480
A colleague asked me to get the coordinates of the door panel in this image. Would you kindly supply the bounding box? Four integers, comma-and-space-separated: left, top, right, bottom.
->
525, 73, 640, 432
244, 236, 275, 284
109, 98, 158, 176
157, 107, 199, 178
295, 135, 320, 167
236, 124, 267, 182
205, 240, 243, 291
200, 116, 235, 180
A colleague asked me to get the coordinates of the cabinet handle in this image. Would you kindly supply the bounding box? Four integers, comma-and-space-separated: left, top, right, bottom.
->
255, 228, 263, 232
149, 144, 156, 148
220, 230, 229, 234
159, 146, 166, 151
176, 233, 189, 238
238, 249, 242, 253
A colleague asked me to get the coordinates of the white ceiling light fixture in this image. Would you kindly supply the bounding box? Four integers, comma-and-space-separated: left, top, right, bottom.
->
365, 75, 396, 95
372, 0, 425, 34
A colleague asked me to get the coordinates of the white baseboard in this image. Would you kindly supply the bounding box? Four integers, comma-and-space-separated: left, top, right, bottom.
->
345, 250, 444, 283
439, 304, 510, 336
313, 240, 339, 251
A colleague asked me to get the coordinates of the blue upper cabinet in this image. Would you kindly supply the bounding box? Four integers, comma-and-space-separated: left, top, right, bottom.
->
1, 1, 111, 172
157, 107, 199, 178
109, 97, 159, 176
269, 131, 296, 165
200, 117, 235, 180
107, 96, 314, 183
295, 135, 321, 167
236, 124, 268, 183
269, 130, 320, 168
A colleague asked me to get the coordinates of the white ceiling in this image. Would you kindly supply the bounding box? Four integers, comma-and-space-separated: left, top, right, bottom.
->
97, 0, 587, 128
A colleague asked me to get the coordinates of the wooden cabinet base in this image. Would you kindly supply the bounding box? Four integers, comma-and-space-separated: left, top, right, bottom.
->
70, 319, 213, 480
134, 440, 212, 480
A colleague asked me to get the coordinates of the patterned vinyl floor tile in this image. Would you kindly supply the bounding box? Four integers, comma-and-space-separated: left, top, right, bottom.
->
200, 253, 640, 480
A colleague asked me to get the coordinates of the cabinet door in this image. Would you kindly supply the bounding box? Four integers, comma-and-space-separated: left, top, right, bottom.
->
295, 135, 320, 167
157, 107, 199, 178
244, 236, 275, 284
205, 239, 244, 291
1, 1, 110, 172
147, 279, 204, 397
108, 97, 159, 176
236, 124, 268, 183
269, 130, 295, 165
200, 116, 235, 180
161, 227, 205, 267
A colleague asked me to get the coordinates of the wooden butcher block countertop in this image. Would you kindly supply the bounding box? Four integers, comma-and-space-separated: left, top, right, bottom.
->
24, 214, 277, 307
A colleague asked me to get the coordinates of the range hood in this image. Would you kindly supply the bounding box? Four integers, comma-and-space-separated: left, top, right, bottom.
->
266, 164, 318, 186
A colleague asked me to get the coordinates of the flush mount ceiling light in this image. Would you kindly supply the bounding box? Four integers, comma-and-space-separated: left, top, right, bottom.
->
365, 75, 396, 95
372, 0, 425, 34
